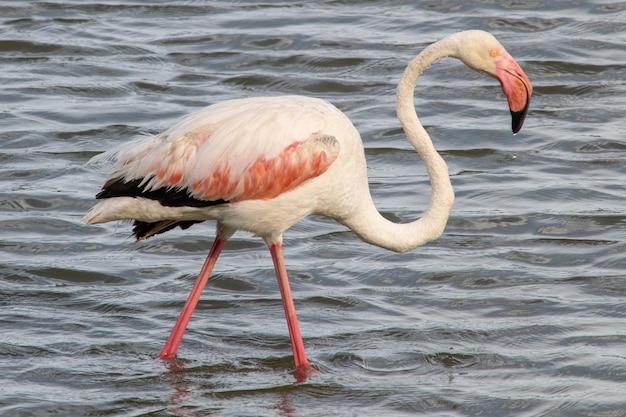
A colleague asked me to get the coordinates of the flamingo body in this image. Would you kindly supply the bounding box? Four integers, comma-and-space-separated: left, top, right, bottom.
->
84, 30, 532, 381
85, 96, 362, 240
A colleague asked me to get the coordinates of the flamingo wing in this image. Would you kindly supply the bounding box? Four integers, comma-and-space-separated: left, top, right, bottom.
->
89, 96, 341, 238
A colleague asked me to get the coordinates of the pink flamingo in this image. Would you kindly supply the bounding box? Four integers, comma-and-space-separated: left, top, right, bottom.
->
84, 30, 532, 380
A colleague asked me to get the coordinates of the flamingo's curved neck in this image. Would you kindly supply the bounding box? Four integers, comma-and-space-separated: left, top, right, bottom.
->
343, 37, 457, 253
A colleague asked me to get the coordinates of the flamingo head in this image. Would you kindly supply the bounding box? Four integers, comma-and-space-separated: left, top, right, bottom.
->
452, 30, 533, 134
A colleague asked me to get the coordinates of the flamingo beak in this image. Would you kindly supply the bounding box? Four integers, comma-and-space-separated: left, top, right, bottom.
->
495, 51, 533, 134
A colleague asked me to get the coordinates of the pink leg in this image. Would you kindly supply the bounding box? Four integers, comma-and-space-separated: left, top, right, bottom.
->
269, 242, 317, 381
159, 237, 226, 359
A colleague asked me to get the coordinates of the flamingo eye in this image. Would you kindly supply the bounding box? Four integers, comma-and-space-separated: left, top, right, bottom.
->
489, 49, 498, 58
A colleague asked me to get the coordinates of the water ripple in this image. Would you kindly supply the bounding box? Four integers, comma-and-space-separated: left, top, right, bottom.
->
1, 1, 625, 416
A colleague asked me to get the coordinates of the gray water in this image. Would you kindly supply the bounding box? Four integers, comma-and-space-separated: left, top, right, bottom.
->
1, 1, 625, 416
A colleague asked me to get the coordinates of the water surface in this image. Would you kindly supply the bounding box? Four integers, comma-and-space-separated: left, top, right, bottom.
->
1, 1, 625, 416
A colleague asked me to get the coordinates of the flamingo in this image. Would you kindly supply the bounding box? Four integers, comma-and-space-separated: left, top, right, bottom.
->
83, 30, 532, 380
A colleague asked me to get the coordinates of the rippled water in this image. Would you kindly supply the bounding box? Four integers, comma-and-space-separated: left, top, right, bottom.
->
1, 1, 625, 416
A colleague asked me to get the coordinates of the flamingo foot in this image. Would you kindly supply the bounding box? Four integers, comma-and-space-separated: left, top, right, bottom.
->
293, 363, 320, 383
158, 351, 177, 360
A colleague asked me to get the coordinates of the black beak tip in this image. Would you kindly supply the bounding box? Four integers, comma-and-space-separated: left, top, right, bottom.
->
511, 95, 531, 134
511, 110, 525, 134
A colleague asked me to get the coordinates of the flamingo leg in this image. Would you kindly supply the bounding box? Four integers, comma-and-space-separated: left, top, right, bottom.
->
269, 242, 317, 381
159, 237, 226, 359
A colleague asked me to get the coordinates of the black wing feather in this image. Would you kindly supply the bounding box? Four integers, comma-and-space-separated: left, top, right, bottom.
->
96, 177, 228, 241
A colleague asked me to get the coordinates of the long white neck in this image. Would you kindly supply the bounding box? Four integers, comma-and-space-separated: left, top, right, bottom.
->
343, 37, 458, 253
